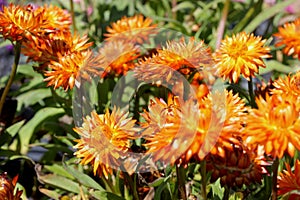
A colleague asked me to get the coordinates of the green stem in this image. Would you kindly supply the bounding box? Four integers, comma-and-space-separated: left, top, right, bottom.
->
216, 0, 230, 49
248, 76, 257, 108
123, 172, 139, 200
70, 0, 77, 32
200, 160, 207, 200
271, 158, 279, 200
0, 42, 22, 116
176, 164, 187, 200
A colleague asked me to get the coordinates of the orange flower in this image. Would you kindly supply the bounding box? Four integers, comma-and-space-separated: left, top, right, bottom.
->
44, 50, 101, 90
141, 90, 247, 165
35, 4, 71, 33
98, 40, 140, 77
274, 18, 300, 59
0, 3, 71, 42
278, 160, 300, 199
0, 172, 22, 200
214, 32, 271, 83
243, 94, 300, 158
141, 94, 199, 165
23, 32, 93, 66
73, 107, 139, 178
184, 90, 248, 161
134, 38, 213, 85
206, 140, 265, 188
0, 4, 43, 41
272, 71, 300, 102
105, 15, 157, 44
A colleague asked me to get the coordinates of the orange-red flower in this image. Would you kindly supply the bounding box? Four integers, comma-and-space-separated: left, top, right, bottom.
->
141, 90, 248, 165
0, 172, 22, 200
105, 15, 157, 44
184, 90, 248, 161
206, 140, 265, 188
141, 94, 199, 165
272, 70, 300, 102
278, 160, 300, 199
0, 3, 71, 42
73, 107, 139, 178
214, 32, 271, 83
0, 4, 43, 41
243, 94, 300, 158
274, 18, 300, 59
23, 32, 93, 66
98, 40, 140, 77
44, 50, 102, 90
134, 38, 213, 85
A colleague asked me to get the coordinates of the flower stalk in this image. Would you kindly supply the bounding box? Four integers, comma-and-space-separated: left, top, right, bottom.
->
0, 42, 22, 116
271, 158, 279, 200
176, 164, 187, 200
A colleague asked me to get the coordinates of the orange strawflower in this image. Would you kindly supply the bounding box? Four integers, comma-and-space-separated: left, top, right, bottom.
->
23, 32, 93, 66
98, 40, 140, 77
0, 4, 43, 41
44, 50, 102, 90
105, 15, 157, 44
141, 94, 199, 165
134, 38, 213, 85
73, 107, 139, 178
243, 94, 300, 158
274, 18, 300, 59
0, 172, 23, 200
35, 4, 71, 34
214, 32, 271, 83
141, 90, 247, 165
206, 140, 265, 188
183, 90, 248, 162
272, 70, 300, 102
0, 3, 71, 42
278, 160, 300, 199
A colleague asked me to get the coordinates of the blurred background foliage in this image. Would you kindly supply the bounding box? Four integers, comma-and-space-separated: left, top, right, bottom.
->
0, 0, 299, 199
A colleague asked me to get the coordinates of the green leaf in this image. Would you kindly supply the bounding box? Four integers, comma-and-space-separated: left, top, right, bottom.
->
63, 161, 105, 191
44, 164, 74, 180
16, 88, 52, 110
172, 1, 195, 12
5, 120, 25, 138
39, 188, 60, 200
90, 191, 125, 200
262, 60, 298, 74
148, 177, 165, 187
18, 107, 64, 154
211, 179, 224, 199
244, 0, 296, 33
38, 174, 81, 194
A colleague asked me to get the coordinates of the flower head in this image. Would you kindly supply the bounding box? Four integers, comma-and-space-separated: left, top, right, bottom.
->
0, 4, 43, 41
0, 3, 71, 42
274, 18, 300, 59
214, 32, 271, 83
105, 15, 157, 44
243, 94, 300, 158
141, 94, 199, 165
278, 160, 300, 199
44, 50, 102, 90
272, 71, 300, 102
134, 38, 213, 85
0, 172, 22, 200
183, 90, 248, 162
73, 107, 139, 178
206, 140, 265, 188
98, 40, 140, 77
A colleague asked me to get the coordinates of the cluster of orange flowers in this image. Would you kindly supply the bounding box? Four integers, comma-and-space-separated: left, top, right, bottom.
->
1, 3, 300, 198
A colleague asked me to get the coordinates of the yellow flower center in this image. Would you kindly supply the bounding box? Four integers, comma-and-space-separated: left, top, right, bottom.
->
228, 43, 248, 60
